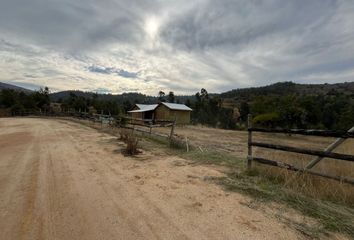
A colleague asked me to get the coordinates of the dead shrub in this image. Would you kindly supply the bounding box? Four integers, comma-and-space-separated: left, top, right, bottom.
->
169, 136, 186, 149
119, 128, 130, 141
119, 129, 140, 155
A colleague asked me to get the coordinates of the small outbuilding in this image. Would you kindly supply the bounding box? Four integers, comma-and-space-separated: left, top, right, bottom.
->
128, 102, 192, 124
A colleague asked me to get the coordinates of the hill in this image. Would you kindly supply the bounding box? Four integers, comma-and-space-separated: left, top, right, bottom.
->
220, 81, 354, 101
49, 81, 354, 104
3, 80, 353, 106
50, 90, 194, 104
50, 91, 158, 103
0, 82, 33, 94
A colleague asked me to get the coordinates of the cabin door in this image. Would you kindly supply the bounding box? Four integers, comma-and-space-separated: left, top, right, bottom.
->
143, 111, 153, 120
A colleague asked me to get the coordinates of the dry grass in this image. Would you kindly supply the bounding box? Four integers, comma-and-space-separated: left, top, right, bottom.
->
253, 135, 354, 206
161, 140, 354, 237
61, 118, 354, 205
217, 170, 354, 238
119, 122, 354, 205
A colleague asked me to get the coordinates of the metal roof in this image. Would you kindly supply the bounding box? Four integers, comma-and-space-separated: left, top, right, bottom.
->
161, 102, 192, 111
128, 103, 192, 113
128, 104, 158, 113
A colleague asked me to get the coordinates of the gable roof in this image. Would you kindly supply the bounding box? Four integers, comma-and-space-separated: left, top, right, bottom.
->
161, 102, 192, 111
128, 103, 192, 113
128, 104, 158, 113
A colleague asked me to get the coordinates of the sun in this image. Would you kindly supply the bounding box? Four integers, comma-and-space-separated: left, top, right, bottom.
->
144, 16, 160, 39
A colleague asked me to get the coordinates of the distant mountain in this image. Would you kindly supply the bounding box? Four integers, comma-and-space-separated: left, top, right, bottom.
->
50, 91, 157, 103
0, 82, 33, 93
49, 81, 354, 104
219, 81, 354, 101
50, 90, 195, 104
4, 81, 352, 104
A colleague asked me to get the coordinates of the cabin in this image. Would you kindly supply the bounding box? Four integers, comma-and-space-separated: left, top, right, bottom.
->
129, 104, 158, 122
50, 103, 62, 113
128, 102, 192, 124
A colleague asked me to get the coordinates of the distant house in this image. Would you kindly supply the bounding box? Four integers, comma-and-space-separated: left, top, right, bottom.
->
50, 103, 62, 113
129, 104, 158, 121
128, 102, 192, 124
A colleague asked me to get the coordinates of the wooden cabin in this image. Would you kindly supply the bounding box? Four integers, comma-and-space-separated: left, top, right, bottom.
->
128, 102, 192, 124
50, 103, 62, 113
129, 104, 158, 123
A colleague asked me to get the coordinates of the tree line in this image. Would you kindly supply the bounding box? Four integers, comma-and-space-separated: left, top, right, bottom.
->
250, 93, 354, 130
1, 85, 353, 131
0, 87, 50, 114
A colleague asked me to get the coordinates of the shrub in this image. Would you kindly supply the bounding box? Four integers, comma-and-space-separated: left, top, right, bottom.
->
119, 129, 140, 155
253, 112, 280, 128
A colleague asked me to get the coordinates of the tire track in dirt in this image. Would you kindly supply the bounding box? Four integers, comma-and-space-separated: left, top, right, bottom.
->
60, 127, 186, 239
0, 127, 40, 240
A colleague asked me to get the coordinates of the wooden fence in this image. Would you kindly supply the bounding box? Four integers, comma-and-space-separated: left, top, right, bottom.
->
118, 116, 176, 140
6, 111, 179, 143
247, 114, 354, 185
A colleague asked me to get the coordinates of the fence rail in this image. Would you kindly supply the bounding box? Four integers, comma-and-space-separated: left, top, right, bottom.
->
247, 114, 354, 185
251, 157, 354, 185
250, 142, 354, 162
248, 127, 354, 138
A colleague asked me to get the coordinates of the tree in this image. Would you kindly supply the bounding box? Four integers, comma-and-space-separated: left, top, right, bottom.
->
34, 87, 50, 111
0, 89, 17, 107
167, 91, 175, 103
158, 91, 165, 102
239, 101, 249, 121
253, 112, 280, 128
123, 100, 133, 112
200, 88, 209, 101
185, 99, 192, 107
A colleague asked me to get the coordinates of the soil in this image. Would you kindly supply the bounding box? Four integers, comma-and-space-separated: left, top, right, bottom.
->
0, 118, 337, 239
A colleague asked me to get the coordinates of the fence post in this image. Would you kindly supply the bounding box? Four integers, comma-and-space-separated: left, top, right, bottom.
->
185, 136, 189, 152
169, 119, 176, 140
247, 114, 253, 170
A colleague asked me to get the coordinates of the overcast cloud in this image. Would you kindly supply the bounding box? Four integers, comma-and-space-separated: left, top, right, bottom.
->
0, 0, 353, 94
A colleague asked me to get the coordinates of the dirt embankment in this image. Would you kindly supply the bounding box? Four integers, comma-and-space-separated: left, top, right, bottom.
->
0, 118, 331, 240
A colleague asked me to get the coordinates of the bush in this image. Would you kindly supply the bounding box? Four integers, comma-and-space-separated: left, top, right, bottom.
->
253, 112, 280, 128
119, 129, 140, 155
119, 116, 128, 127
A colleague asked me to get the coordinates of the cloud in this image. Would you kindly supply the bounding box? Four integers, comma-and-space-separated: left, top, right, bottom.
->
0, 0, 353, 94
160, 1, 337, 50
87, 65, 138, 78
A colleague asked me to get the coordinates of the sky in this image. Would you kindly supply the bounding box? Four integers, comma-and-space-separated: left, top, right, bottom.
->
0, 0, 354, 95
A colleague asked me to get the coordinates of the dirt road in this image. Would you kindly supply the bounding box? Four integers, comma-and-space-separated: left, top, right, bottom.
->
0, 118, 305, 240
